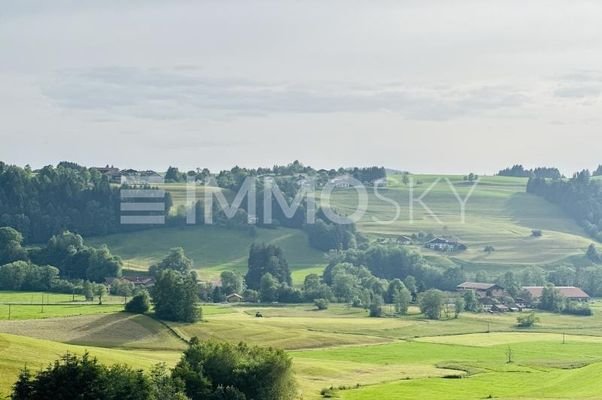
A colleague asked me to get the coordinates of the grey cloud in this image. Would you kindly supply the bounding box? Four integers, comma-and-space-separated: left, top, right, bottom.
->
554, 71, 602, 99
43, 67, 529, 121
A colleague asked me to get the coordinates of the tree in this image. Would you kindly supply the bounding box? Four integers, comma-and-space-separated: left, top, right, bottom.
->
95, 284, 107, 305
0, 227, 28, 265
259, 273, 279, 303
149, 248, 193, 277
11, 352, 151, 400
172, 340, 296, 400
393, 287, 411, 315
152, 270, 200, 322
539, 284, 565, 312
369, 294, 384, 317
404, 275, 417, 297
516, 312, 539, 328
463, 290, 478, 312
220, 271, 243, 295
314, 298, 329, 310
245, 244, 292, 290
110, 279, 134, 301
83, 280, 94, 301
419, 289, 444, 320
587, 244, 601, 263
454, 297, 465, 318
125, 291, 151, 314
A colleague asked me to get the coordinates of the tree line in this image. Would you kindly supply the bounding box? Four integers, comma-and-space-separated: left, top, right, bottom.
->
497, 164, 562, 179
527, 169, 602, 241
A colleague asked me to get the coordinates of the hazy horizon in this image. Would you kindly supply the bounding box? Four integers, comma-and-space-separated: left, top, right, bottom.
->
1, 0, 601, 174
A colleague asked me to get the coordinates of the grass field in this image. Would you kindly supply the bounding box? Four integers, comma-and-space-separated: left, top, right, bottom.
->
89, 225, 326, 284
2, 301, 602, 399
0, 332, 182, 398
93, 175, 595, 287
328, 174, 593, 268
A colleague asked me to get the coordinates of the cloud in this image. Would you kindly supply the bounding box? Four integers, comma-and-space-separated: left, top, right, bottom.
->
42, 66, 529, 121
554, 71, 602, 99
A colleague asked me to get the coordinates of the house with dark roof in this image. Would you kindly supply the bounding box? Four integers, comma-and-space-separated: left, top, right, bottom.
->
457, 282, 505, 299
425, 237, 466, 252
523, 286, 590, 302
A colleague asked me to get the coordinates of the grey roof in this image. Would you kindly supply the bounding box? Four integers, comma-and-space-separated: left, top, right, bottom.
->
457, 282, 501, 291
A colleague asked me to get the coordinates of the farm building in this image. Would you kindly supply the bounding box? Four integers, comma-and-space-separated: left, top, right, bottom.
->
425, 237, 466, 252
456, 282, 505, 298
226, 293, 243, 303
523, 286, 590, 302
397, 235, 413, 245
105, 276, 155, 289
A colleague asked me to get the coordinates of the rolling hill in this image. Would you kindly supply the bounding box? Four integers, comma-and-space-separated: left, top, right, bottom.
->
90, 174, 595, 282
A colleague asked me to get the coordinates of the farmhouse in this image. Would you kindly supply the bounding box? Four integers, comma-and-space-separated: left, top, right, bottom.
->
523, 286, 590, 302
93, 165, 121, 183
329, 175, 356, 188
456, 282, 505, 298
397, 235, 413, 245
226, 293, 243, 303
425, 237, 466, 252
105, 276, 155, 289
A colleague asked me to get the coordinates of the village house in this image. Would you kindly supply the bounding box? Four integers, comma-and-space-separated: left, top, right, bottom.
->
105, 276, 155, 289
456, 282, 505, 298
397, 235, 413, 245
425, 237, 467, 252
93, 165, 121, 183
226, 293, 243, 303
523, 286, 590, 302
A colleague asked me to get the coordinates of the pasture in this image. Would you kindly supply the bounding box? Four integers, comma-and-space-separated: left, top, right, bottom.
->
1, 301, 602, 399
92, 175, 595, 288
329, 173, 592, 267
89, 225, 326, 284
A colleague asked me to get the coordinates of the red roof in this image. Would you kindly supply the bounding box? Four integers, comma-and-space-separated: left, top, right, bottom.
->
523, 286, 590, 299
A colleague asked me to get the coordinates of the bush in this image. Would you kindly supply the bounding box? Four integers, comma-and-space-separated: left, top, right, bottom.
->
172, 339, 296, 400
11, 352, 153, 400
125, 291, 151, 314
314, 298, 329, 310
517, 312, 539, 328
563, 301, 593, 316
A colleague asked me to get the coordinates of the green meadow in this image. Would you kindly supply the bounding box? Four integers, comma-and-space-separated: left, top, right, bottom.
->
92, 175, 595, 286
88, 225, 325, 284
329, 173, 592, 267
2, 301, 602, 399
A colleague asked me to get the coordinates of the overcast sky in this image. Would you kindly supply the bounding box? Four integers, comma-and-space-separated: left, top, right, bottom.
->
1, 0, 601, 174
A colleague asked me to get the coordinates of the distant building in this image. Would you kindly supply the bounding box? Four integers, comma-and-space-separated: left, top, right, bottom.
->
329, 175, 357, 188
425, 237, 466, 252
523, 286, 590, 302
456, 282, 505, 298
397, 235, 413, 245
105, 276, 155, 289
226, 293, 243, 303
93, 165, 121, 183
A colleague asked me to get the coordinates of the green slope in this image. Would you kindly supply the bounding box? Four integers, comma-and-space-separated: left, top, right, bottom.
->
329, 174, 593, 267
91, 175, 594, 283
89, 225, 325, 283
0, 332, 182, 397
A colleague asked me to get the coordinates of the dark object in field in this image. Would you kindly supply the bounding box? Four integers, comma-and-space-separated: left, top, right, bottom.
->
255, 311, 263, 318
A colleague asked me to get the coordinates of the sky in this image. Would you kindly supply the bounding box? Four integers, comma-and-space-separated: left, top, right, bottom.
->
1, 0, 601, 174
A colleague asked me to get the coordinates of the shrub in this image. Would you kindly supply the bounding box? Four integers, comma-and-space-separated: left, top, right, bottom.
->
172, 339, 296, 400
563, 301, 593, 316
125, 291, 151, 314
314, 298, 329, 310
517, 312, 539, 328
